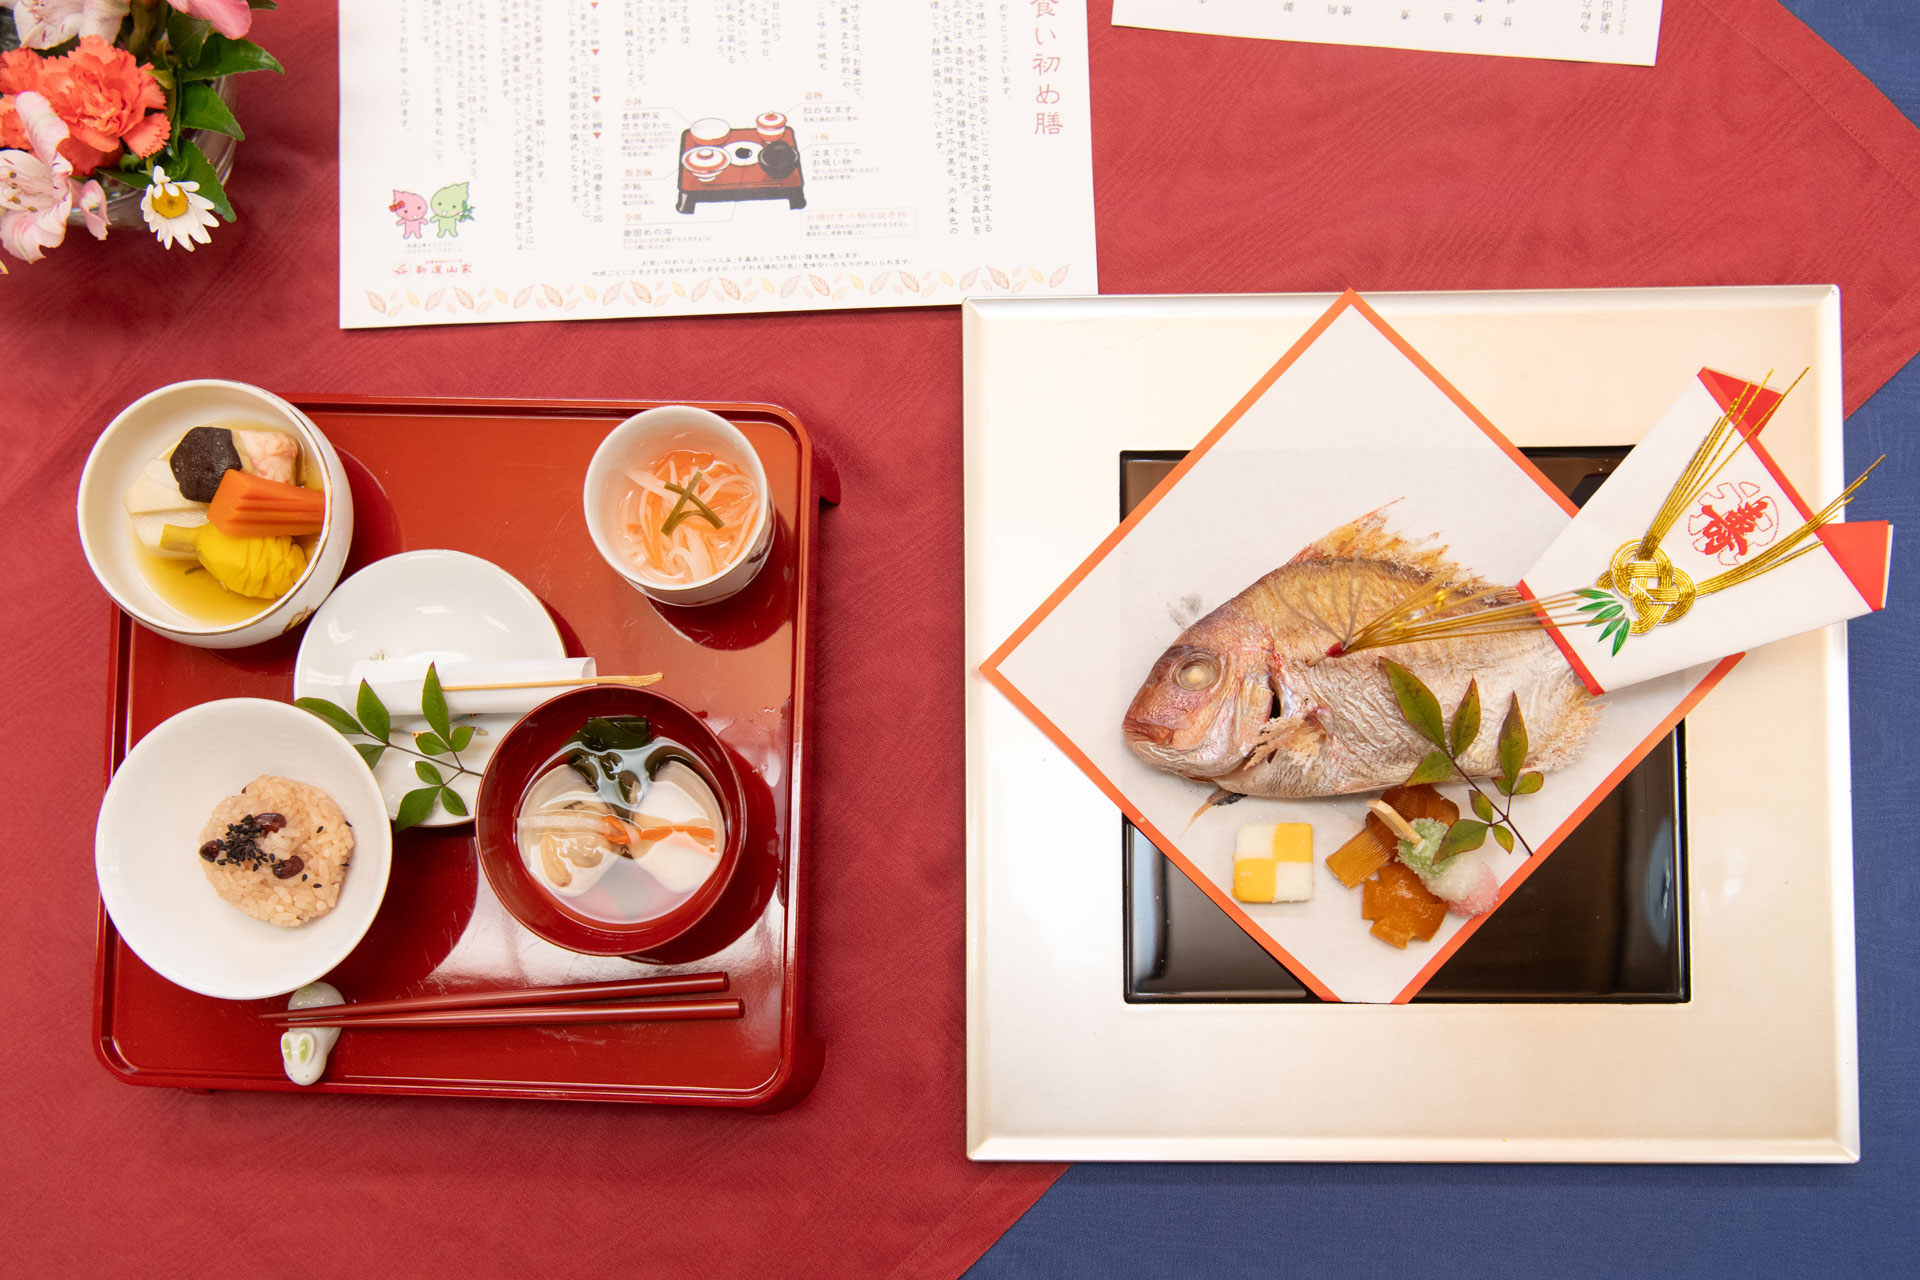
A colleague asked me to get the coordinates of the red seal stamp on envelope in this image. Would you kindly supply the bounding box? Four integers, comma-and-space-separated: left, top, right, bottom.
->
1686, 480, 1777, 565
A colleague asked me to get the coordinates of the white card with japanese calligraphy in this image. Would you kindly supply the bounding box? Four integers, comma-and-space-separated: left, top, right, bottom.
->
336, 0, 1096, 327
1519, 370, 1891, 695
1114, 0, 1663, 67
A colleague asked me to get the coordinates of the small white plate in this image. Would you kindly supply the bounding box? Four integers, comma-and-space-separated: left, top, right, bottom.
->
293, 550, 565, 827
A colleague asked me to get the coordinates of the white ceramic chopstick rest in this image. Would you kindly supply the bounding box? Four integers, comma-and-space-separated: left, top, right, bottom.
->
279, 982, 345, 1085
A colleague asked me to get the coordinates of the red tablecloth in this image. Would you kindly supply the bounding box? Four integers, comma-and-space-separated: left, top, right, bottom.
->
7, 2, 1920, 1276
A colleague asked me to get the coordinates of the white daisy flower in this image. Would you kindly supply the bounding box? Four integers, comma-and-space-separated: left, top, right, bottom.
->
140, 165, 218, 251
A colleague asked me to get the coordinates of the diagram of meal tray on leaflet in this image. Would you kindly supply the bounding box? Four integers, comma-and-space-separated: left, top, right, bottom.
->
648, 104, 920, 242
675, 111, 808, 213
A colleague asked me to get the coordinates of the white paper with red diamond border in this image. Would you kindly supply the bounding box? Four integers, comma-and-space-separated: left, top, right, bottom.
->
988, 303, 1718, 1003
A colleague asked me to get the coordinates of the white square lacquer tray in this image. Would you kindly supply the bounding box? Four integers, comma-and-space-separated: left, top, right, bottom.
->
964, 288, 1858, 1162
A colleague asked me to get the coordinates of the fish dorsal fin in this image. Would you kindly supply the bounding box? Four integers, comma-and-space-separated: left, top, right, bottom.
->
1285, 505, 1460, 582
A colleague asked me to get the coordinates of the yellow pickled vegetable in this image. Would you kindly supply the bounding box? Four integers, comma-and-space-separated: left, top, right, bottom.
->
158, 523, 306, 600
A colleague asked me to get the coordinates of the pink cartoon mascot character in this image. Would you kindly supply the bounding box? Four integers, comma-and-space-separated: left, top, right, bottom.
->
389, 189, 428, 239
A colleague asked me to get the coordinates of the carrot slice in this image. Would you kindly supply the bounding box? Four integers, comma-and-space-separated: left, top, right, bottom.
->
207, 469, 325, 537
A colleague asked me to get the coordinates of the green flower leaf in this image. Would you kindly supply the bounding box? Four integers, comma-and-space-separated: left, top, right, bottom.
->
1497, 693, 1528, 785
178, 35, 285, 82
422, 662, 452, 740
1492, 824, 1515, 853
1449, 678, 1481, 758
353, 742, 386, 771
1471, 790, 1495, 823
179, 81, 244, 140
167, 12, 214, 64
395, 786, 438, 831
1438, 819, 1488, 858
1383, 660, 1446, 749
1576, 588, 1614, 602
1612, 624, 1630, 656
449, 724, 475, 752
355, 679, 390, 743
1495, 775, 1516, 796
249, 1, 279, 9
1577, 599, 1614, 615
414, 760, 443, 785
294, 696, 362, 737
414, 732, 450, 756
438, 786, 468, 818
1515, 771, 1544, 796
1404, 750, 1453, 787
168, 137, 233, 220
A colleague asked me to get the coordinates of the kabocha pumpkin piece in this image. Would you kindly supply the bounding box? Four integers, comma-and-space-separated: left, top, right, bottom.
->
1325, 783, 1460, 889
1360, 862, 1447, 949
207, 468, 326, 538
159, 523, 307, 600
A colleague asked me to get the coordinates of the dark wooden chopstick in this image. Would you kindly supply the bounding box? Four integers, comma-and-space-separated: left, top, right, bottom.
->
262, 972, 728, 1023
265, 996, 743, 1030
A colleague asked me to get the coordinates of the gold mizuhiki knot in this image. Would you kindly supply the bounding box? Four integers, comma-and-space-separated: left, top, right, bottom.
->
1600, 541, 1697, 634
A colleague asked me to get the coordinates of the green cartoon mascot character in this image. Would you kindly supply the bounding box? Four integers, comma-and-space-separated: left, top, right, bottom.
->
429, 182, 475, 238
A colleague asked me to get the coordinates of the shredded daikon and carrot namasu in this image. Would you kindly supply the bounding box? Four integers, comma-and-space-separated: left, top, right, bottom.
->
618, 449, 759, 584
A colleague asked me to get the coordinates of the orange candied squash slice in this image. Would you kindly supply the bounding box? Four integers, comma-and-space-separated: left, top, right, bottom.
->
1368, 915, 1417, 949
1326, 823, 1394, 889
1379, 783, 1460, 827
1360, 862, 1448, 949
1325, 784, 1461, 889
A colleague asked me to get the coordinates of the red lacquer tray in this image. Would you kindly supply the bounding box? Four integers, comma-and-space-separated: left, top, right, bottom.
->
93, 396, 836, 1108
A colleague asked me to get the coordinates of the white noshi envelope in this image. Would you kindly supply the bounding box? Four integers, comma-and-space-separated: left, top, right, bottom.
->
1519, 370, 1891, 696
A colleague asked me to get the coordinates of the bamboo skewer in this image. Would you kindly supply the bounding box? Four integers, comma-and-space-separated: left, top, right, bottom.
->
443, 673, 663, 692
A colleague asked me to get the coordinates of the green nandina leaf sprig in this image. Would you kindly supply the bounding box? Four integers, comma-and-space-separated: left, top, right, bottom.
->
1382, 661, 1546, 861
1575, 586, 1632, 657
295, 663, 480, 831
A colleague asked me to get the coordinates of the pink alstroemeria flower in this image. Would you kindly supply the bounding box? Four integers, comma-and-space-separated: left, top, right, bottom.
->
2, 0, 132, 51
0, 90, 107, 262
165, 0, 251, 40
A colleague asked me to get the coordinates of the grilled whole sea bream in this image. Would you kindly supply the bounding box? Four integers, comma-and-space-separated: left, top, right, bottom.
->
1121, 511, 1596, 799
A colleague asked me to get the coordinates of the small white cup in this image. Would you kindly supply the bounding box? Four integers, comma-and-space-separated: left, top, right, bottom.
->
583, 406, 774, 607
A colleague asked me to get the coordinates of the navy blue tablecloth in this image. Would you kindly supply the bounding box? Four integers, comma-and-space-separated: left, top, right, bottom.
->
973, 2, 1920, 1274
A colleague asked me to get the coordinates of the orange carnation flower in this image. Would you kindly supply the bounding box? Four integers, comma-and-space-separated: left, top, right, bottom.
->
0, 102, 29, 153
0, 48, 48, 96
38, 36, 170, 175
1, 49, 52, 152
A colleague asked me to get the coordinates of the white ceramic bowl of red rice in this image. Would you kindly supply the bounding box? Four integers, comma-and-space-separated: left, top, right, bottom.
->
95, 698, 393, 1001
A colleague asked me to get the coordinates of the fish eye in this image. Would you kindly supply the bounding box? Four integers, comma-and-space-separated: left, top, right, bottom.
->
1174, 656, 1219, 691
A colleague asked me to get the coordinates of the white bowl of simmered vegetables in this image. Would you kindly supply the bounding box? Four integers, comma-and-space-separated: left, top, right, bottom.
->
77, 380, 354, 648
